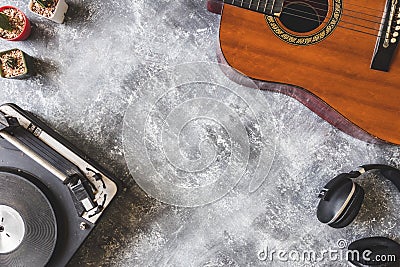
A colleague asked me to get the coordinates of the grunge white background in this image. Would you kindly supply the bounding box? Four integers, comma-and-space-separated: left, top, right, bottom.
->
1, 0, 399, 266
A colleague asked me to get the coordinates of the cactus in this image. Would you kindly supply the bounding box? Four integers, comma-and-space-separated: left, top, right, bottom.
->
0, 13, 12, 31
5, 57, 18, 69
35, 0, 54, 8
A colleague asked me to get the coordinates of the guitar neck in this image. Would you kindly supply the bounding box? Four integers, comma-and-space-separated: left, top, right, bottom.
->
222, 0, 284, 16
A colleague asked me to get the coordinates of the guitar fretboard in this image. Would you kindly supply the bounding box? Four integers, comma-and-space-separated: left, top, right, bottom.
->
222, 0, 284, 16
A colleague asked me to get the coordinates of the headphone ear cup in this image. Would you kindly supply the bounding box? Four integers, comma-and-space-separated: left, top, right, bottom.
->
329, 183, 364, 228
317, 176, 353, 224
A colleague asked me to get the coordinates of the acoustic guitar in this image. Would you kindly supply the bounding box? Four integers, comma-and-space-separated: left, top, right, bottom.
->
207, 0, 400, 145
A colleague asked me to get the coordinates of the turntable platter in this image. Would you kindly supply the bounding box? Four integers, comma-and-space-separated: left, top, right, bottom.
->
0, 170, 57, 267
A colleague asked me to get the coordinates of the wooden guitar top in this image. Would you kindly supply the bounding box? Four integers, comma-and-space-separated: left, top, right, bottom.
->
219, 2, 400, 145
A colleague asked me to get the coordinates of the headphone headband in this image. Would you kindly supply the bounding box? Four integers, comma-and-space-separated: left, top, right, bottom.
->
359, 164, 400, 192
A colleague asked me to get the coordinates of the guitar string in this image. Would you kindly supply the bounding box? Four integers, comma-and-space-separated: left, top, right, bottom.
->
237, 0, 384, 25
284, 4, 400, 32
281, 0, 383, 19
235, 5, 380, 36
230, 1, 387, 36
276, 10, 380, 36
225, 0, 385, 17
283, 6, 381, 31
282, 0, 383, 22
284, 5, 400, 32
331, 11, 381, 25
234, 0, 382, 30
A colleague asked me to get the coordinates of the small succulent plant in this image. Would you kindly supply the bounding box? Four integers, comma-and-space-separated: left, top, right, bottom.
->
0, 49, 33, 79
5, 57, 18, 69
0, 12, 12, 31
35, 0, 54, 8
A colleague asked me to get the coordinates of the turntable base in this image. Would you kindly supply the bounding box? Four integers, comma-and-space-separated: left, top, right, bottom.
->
0, 104, 118, 267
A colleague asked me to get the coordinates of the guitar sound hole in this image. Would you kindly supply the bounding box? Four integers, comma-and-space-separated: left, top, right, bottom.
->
279, 0, 328, 33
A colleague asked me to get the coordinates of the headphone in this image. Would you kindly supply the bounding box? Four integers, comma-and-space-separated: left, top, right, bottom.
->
317, 164, 400, 266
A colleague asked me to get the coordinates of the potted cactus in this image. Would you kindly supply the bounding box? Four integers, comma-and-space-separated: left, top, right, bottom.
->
28, 0, 68, 24
0, 6, 31, 41
0, 48, 34, 79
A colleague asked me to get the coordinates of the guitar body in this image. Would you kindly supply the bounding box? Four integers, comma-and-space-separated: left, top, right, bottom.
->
214, 0, 400, 145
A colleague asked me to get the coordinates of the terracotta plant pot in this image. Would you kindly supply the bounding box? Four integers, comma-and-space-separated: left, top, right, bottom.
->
0, 6, 31, 41
0, 48, 34, 79
28, 0, 68, 24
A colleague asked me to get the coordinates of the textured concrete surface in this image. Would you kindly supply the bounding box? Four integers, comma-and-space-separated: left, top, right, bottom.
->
1, 0, 400, 266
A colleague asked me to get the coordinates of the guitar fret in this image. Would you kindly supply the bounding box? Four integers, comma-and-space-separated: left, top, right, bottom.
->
270, 0, 275, 13
223, 0, 282, 16
256, 0, 267, 12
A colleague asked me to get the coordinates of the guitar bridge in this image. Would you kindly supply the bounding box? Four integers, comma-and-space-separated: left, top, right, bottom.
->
371, 0, 400, 71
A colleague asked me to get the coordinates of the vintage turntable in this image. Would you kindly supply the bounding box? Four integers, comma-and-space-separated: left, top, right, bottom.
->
0, 103, 118, 266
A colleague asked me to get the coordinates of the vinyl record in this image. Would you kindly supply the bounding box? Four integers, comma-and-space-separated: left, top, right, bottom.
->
0, 170, 57, 267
